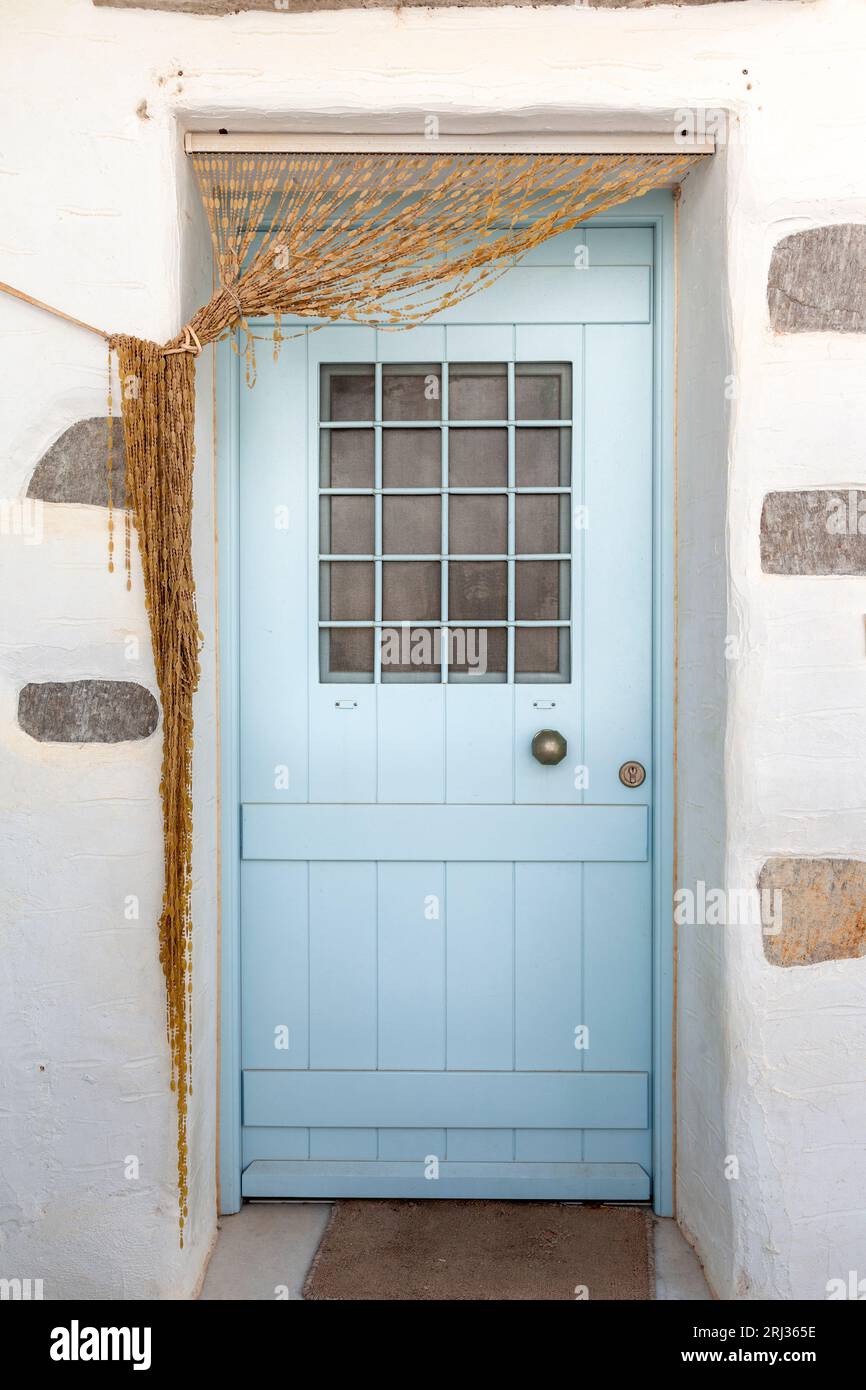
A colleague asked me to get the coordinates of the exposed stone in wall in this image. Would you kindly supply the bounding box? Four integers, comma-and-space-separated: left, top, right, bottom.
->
760, 490, 866, 575
18, 680, 159, 743
95, 0, 568, 10
93, 0, 755, 11
584, 0, 752, 5
760, 858, 866, 966
768, 224, 866, 333
27, 418, 126, 508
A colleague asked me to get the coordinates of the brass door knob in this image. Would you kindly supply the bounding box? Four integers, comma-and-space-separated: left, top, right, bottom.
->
531, 729, 567, 765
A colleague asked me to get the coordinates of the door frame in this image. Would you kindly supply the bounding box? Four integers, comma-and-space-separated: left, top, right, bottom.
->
215, 189, 677, 1216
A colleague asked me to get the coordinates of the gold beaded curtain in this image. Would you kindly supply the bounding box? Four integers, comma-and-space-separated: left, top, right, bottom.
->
113, 149, 698, 1243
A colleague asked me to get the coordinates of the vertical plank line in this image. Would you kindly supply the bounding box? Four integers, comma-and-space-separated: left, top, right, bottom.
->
443, 860, 449, 1072
671, 196, 681, 1216
580, 325, 588, 802
579, 863, 585, 1163
441, 370, 449, 686
374, 358, 383, 689
511, 860, 517, 1159
375, 859, 380, 1073
305, 859, 311, 1159
507, 346, 516, 682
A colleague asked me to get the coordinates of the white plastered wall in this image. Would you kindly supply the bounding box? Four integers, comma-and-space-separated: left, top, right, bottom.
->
1, 0, 865, 1300
676, 145, 735, 1300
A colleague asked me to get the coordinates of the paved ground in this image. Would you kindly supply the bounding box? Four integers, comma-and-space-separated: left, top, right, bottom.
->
199, 1202, 711, 1300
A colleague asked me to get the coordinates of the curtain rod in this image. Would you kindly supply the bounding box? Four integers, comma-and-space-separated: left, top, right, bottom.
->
184, 131, 715, 156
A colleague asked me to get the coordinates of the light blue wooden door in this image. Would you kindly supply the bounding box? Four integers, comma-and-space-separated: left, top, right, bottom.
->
238, 227, 655, 1200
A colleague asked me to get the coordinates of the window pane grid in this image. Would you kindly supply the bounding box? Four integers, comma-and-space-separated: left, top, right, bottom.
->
320, 360, 573, 683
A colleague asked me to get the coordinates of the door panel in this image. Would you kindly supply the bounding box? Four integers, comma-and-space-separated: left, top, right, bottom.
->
238, 227, 656, 1200
241, 861, 308, 1069
439, 265, 650, 323
584, 324, 653, 803
239, 332, 308, 806
378, 863, 446, 1069
308, 863, 377, 1069
515, 863, 584, 1071
377, 687, 445, 801
446, 863, 513, 1070
445, 686, 514, 802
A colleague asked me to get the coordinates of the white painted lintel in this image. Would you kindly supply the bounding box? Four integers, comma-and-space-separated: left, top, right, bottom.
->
184, 130, 714, 156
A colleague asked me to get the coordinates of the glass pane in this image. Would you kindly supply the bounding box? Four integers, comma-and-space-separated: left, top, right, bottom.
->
515, 627, 570, 681
449, 364, 507, 421
383, 364, 442, 421
446, 627, 507, 680
321, 365, 374, 422
320, 496, 374, 554
515, 427, 571, 488
382, 496, 441, 554
515, 363, 572, 420
449, 561, 507, 621
320, 429, 374, 488
515, 495, 569, 555
320, 561, 374, 620
448, 428, 507, 487
448, 494, 508, 555
382, 561, 440, 621
383, 428, 441, 488
322, 627, 374, 680
380, 625, 441, 681
515, 561, 570, 621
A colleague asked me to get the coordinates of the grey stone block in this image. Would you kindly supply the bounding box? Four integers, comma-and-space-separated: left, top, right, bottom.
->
759, 857, 866, 967
95, 0, 570, 10
760, 490, 866, 575
93, 0, 751, 11
28, 418, 127, 508
18, 680, 159, 743
768, 224, 866, 333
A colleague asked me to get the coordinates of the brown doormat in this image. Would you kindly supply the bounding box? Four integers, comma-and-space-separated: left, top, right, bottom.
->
303, 1200, 654, 1301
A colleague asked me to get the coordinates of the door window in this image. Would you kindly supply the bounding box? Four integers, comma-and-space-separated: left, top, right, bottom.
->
319, 361, 572, 683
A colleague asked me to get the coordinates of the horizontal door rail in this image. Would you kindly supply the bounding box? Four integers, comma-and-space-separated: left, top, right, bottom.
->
242, 1159, 651, 1201
242, 803, 648, 862
244, 1070, 649, 1130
